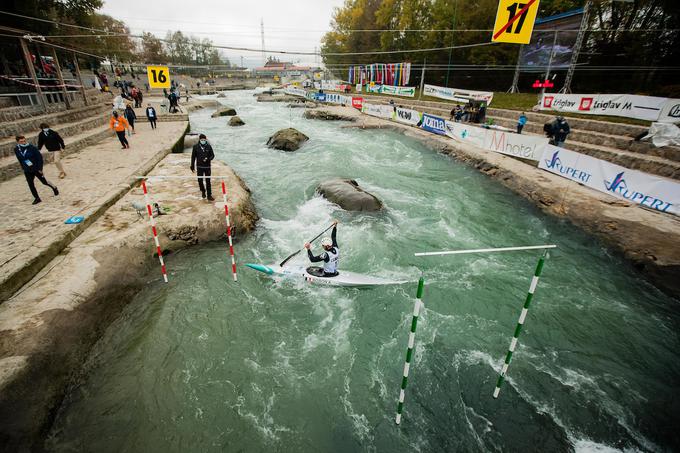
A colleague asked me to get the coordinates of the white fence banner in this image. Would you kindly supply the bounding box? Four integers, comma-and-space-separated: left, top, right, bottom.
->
395, 107, 422, 126
321, 80, 346, 91
362, 103, 394, 119
539, 93, 680, 122
380, 85, 416, 97
325, 93, 351, 105
423, 84, 494, 105
285, 87, 306, 97
444, 121, 547, 161
538, 145, 679, 215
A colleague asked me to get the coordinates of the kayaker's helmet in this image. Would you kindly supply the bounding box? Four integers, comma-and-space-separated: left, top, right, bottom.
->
321, 237, 333, 248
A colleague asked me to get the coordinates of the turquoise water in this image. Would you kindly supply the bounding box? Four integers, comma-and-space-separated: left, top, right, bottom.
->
47, 91, 679, 452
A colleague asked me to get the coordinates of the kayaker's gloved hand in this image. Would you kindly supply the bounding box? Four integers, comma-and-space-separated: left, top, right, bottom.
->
304, 242, 311, 249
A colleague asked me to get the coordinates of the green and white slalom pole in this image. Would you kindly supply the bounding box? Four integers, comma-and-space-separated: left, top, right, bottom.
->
493, 250, 547, 399
396, 276, 425, 425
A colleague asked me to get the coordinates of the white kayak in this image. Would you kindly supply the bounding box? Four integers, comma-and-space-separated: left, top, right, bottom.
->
245, 263, 407, 287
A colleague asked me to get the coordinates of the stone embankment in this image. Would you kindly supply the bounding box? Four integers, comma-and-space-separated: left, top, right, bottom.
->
312, 104, 680, 297
0, 99, 258, 450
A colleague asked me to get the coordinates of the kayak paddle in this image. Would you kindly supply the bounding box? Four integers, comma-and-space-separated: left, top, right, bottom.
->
279, 223, 335, 267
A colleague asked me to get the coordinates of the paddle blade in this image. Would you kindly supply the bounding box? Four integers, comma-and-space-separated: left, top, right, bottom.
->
245, 263, 275, 275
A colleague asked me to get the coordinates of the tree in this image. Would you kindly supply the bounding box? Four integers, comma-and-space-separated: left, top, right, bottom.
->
141, 32, 167, 64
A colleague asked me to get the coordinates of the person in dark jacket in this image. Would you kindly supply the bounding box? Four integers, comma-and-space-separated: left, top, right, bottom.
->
304, 221, 339, 277
124, 104, 137, 134
14, 135, 58, 204
37, 122, 66, 178
145, 104, 157, 129
190, 133, 215, 200
552, 116, 570, 147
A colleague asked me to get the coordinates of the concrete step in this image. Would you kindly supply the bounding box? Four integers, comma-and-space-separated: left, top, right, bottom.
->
0, 104, 110, 141
0, 124, 111, 183
0, 113, 111, 158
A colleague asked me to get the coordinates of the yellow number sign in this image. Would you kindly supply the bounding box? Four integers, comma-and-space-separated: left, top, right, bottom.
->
147, 65, 170, 89
491, 0, 541, 44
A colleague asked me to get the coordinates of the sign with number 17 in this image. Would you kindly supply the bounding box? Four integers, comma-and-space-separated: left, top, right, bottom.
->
147, 65, 171, 89
491, 0, 541, 44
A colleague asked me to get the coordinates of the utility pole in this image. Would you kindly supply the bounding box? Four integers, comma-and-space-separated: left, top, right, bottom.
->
240, 56, 244, 69
445, 0, 458, 87
72, 51, 88, 106
19, 38, 46, 110
418, 59, 426, 100
507, 45, 523, 93
260, 18, 266, 66
561, 0, 592, 93
541, 30, 558, 99
50, 47, 71, 109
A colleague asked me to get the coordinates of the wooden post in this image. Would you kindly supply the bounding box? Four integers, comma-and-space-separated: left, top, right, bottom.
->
50, 47, 71, 109
71, 52, 88, 106
19, 38, 46, 110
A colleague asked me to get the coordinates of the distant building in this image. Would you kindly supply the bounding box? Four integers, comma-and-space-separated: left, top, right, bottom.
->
254, 57, 319, 81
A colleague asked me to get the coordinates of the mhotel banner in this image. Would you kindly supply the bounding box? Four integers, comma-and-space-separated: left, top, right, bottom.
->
540, 93, 680, 122
362, 103, 394, 119
539, 145, 679, 215
423, 84, 494, 104
444, 121, 547, 161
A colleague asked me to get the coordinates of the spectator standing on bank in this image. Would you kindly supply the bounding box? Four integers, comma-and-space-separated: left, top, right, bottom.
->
146, 103, 158, 129
14, 135, 58, 204
517, 112, 527, 134
552, 116, 570, 147
190, 134, 215, 201
37, 123, 66, 178
124, 104, 137, 134
110, 111, 130, 149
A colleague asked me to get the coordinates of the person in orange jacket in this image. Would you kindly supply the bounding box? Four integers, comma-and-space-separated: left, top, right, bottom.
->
110, 111, 130, 149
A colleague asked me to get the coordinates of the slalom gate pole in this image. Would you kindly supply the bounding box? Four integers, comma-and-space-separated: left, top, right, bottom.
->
493, 251, 547, 398
141, 179, 168, 283
396, 276, 425, 425
221, 179, 237, 281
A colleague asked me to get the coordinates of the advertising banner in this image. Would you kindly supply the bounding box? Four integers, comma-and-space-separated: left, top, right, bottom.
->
423, 84, 494, 105
395, 108, 422, 126
351, 97, 363, 109
285, 87, 306, 97
540, 93, 680, 122
443, 121, 546, 161
362, 103, 393, 119
325, 93, 351, 105
380, 85, 416, 97
313, 93, 327, 102
420, 113, 447, 135
539, 145, 679, 215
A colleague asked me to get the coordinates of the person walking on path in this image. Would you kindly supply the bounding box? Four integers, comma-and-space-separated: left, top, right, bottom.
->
14, 135, 59, 204
552, 116, 570, 147
110, 111, 130, 149
517, 112, 527, 134
124, 104, 137, 134
37, 123, 66, 178
190, 134, 215, 201
145, 104, 158, 129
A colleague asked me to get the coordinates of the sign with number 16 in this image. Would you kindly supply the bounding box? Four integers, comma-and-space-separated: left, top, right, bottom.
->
147, 65, 171, 89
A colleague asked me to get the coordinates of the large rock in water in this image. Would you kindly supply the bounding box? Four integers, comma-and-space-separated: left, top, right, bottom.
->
183, 134, 200, 148
317, 179, 383, 212
229, 116, 245, 126
211, 106, 237, 117
266, 128, 309, 151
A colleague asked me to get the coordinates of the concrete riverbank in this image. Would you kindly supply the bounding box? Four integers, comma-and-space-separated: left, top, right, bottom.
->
310, 105, 680, 297
0, 96, 258, 449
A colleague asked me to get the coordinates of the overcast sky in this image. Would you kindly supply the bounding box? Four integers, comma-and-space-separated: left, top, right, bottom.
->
100, 0, 345, 67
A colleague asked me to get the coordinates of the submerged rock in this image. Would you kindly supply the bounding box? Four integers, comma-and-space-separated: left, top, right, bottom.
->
266, 128, 309, 151
211, 106, 237, 117
303, 109, 356, 122
229, 116, 245, 126
317, 178, 383, 211
216, 92, 226, 98
256, 93, 299, 103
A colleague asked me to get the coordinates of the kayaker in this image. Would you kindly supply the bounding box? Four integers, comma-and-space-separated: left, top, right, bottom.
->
304, 220, 339, 277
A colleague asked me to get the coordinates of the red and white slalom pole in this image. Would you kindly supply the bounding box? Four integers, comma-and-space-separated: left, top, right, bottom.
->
221, 179, 237, 281
141, 179, 168, 283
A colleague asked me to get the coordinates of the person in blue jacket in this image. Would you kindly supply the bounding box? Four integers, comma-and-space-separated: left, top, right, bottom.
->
14, 135, 59, 205
517, 112, 527, 134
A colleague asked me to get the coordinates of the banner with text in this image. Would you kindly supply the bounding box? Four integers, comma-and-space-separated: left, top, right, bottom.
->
395, 107, 422, 126
420, 113, 447, 135
325, 93, 351, 105
539, 145, 679, 215
444, 121, 547, 161
423, 84, 494, 105
362, 103, 394, 119
285, 87, 307, 97
351, 97, 363, 109
379, 85, 416, 97
321, 80, 345, 91
540, 93, 680, 122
